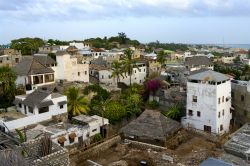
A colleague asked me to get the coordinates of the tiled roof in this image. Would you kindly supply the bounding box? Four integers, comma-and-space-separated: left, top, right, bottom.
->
185, 56, 213, 66
33, 55, 56, 66
89, 64, 109, 71
13, 58, 54, 76
22, 90, 52, 108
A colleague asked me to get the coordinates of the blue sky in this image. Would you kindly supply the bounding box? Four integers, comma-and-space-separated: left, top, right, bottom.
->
0, 0, 250, 44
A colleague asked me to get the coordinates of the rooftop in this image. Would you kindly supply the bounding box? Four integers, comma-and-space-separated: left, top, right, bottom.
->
199, 158, 232, 166
188, 70, 229, 82
185, 56, 213, 66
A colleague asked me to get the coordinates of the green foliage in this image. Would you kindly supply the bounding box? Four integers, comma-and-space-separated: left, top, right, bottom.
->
47, 39, 69, 45
111, 60, 123, 84
10, 37, 45, 55
157, 51, 167, 66
147, 42, 188, 51
147, 100, 159, 109
0, 66, 16, 108
122, 49, 136, 86
163, 104, 183, 121
48, 53, 56, 61
15, 129, 27, 143
104, 100, 127, 124
66, 87, 89, 117
212, 52, 223, 57
92, 133, 102, 143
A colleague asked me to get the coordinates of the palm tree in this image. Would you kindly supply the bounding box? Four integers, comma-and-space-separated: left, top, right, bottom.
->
164, 104, 182, 121
66, 87, 89, 117
157, 51, 166, 68
123, 49, 135, 86
111, 60, 123, 86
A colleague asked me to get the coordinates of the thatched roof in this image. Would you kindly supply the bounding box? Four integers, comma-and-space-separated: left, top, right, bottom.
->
120, 109, 181, 141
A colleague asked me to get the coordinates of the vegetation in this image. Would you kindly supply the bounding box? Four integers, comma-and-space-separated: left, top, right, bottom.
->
111, 60, 124, 85
15, 129, 27, 143
157, 51, 167, 67
147, 41, 188, 52
147, 100, 159, 109
92, 133, 103, 143
0, 66, 16, 108
122, 49, 136, 86
10, 37, 45, 55
144, 79, 161, 100
48, 53, 56, 60
163, 104, 183, 121
66, 87, 89, 118
214, 63, 247, 80
104, 100, 127, 123
47, 39, 69, 45
212, 52, 223, 57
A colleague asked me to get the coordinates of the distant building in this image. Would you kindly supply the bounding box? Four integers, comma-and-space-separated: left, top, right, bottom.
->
221, 53, 236, 64
184, 56, 214, 72
182, 70, 232, 135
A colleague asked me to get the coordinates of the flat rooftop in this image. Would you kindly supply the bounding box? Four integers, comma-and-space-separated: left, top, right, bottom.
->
0, 110, 27, 122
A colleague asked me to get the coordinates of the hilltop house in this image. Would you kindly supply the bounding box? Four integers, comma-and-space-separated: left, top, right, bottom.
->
182, 70, 232, 135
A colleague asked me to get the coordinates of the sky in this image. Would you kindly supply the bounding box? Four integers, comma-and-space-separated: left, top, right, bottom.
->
0, 0, 250, 44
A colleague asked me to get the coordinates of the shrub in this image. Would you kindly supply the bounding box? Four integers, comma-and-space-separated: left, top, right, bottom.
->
147, 100, 159, 109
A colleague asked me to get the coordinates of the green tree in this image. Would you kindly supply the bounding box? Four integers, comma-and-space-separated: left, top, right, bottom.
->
118, 32, 128, 44
104, 100, 126, 124
124, 93, 142, 116
0, 66, 16, 108
48, 53, 56, 61
15, 129, 27, 143
66, 87, 89, 117
157, 51, 166, 68
164, 104, 182, 121
122, 49, 136, 86
111, 60, 123, 86
11, 37, 45, 55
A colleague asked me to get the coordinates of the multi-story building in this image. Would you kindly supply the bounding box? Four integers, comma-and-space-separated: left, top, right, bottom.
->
13, 57, 55, 93
231, 80, 250, 127
54, 51, 89, 83
182, 70, 232, 135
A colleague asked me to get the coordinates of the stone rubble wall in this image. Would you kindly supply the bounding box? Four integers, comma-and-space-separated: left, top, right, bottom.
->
124, 139, 168, 152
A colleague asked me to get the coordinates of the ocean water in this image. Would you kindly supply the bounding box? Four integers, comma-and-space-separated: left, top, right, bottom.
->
216, 44, 250, 49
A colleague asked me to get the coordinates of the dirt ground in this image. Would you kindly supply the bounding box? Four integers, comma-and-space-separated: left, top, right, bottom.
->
78, 130, 224, 166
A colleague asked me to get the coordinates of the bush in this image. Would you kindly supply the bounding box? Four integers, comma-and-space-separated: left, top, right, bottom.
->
147, 100, 159, 109
92, 133, 102, 143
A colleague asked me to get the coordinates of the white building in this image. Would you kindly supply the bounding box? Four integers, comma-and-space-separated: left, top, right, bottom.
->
221, 54, 236, 64
13, 57, 56, 94
69, 42, 91, 50
0, 89, 67, 131
182, 70, 232, 135
54, 51, 89, 83
90, 62, 147, 86
243, 59, 250, 66
91, 48, 105, 59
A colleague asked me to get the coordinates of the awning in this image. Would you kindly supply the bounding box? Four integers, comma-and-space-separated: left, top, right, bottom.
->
58, 136, 67, 143
58, 101, 67, 106
37, 100, 54, 108
69, 132, 77, 139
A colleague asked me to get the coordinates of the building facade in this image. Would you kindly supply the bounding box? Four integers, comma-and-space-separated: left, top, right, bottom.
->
182, 70, 232, 135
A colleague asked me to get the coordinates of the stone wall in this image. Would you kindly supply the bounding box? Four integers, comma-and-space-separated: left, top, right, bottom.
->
23, 137, 70, 166
125, 139, 168, 152
70, 135, 121, 166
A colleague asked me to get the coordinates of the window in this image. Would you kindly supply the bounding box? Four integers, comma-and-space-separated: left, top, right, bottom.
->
218, 98, 221, 104
140, 80, 142, 83
78, 72, 80, 76
197, 111, 201, 117
19, 104, 22, 108
218, 112, 221, 118
134, 70, 136, 73
85, 71, 87, 75
222, 96, 224, 103
38, 107, 49, 114
144, 69, 146, 72
222, 109, 224, 116
102, 75, 104, 79
192, 96, 197, 102
188, 110, 193, 116
204, 125, 211, 133
220, 125, 223, 131
92, 129, 97, 132
60, 105, 64, 109
241, 95, 245, 102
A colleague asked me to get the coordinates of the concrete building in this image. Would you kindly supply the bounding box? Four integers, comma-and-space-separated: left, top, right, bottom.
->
184, 56, 214, 72
54, 51, 89, 83
221, 53, 236, 64
0, 89, 67, 131
91, 48, 105, 59
182, 70, 232, 135
89, 62, 147, 86
231, 80, 250, 127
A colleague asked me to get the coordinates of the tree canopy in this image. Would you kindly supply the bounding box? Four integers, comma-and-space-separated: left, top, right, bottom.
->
10, 37, 45, 55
